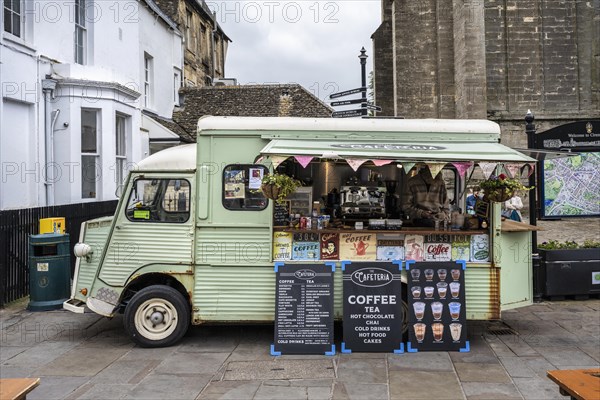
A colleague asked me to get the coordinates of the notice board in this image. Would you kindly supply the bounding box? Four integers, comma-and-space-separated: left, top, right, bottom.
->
342, 262, 403, 353
406, 261, 469, 352
272, 263, 335, 355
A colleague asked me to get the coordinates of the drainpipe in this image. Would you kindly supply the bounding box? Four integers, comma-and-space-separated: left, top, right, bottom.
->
211, 11, 217, 81
42, 79, 58, 205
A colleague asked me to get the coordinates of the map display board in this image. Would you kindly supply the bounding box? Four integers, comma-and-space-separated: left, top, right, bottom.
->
272, 263, 335, 355
541, 152, 600, 217
406, 261, 469, 352
342, 262, 403, 353
533, 120, 600, 218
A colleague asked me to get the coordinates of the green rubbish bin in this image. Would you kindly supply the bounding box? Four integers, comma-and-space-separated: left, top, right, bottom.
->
28, 233, 71, 311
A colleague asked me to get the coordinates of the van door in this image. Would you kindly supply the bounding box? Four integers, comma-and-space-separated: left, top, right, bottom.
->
98, 175, 195, 287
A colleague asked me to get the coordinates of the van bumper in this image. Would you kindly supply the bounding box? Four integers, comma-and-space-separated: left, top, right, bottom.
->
63, 298, 86, 314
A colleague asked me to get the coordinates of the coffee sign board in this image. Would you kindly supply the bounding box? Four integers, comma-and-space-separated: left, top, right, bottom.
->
342, 262, 403, 353
406, 261, 468, 352
273, 263, 334, 355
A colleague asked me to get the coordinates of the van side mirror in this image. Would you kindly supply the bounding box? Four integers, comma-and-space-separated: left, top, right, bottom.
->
115, 184, 124, 198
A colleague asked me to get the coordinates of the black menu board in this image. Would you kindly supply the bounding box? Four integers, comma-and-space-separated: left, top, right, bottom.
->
273, 201, 290, 227
342, 262, 403, 353
406, 260, 469, 352
272, 263, 335, 355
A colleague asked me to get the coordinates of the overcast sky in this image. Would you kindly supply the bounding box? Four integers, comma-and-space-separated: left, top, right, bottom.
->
207, 1, 381, 103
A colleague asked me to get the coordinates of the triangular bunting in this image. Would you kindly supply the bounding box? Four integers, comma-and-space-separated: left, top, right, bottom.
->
402, 162, 416, 173
270, 155, 289, 169
504, 163, 521, 178
294, 155, 314, 169
372, 159, 393, 167
523, 163, 536, 178
452, 162, 473, 177
426, 162, 446, 178
346, 158, 368, 171
478, 162, 497, 179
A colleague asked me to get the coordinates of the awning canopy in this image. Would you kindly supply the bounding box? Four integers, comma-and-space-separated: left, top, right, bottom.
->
260, 139, 536, 163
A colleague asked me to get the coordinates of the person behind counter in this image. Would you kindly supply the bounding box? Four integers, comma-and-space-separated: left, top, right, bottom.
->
402, 165, 450, 227
465, 186, 481, 215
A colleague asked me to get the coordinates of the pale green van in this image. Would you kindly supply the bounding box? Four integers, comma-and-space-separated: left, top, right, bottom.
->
64, 116, 536, 347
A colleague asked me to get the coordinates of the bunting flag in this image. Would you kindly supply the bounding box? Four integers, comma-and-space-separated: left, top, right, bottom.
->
425, 162, 446, 178
372, 159, 393, 167
402, 162, 416, 173
523, 163, 536, 178
504, 163, 521, 178
346, 158, 368, 171
270, 155, 289, 169
294, 155, 314, 169
452, 162, 473, 177
478, 162, 498, 179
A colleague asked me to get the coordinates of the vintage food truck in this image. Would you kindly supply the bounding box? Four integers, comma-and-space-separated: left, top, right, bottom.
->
64, 117, 536, 347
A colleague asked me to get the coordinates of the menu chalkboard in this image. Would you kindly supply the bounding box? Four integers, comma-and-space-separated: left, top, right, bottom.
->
406, 261, 469, 352
273, 201, 290, 227
342, 262, 403, 353
272, 263, 335, 355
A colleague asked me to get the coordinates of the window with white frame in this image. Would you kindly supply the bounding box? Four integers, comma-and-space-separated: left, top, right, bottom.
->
144, 53, 153, 108
3, 0, 22, 37
115, 114, 129, 186
173, 69, 181, 104
74, 0, 86, 64
81, 109, 99, 199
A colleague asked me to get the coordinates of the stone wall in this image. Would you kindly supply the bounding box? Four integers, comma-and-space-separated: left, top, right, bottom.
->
372, 0, 394, 116
373, 0, 599, 123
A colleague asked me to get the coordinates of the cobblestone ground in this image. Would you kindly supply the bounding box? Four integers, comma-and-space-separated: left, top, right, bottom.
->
527, 218, 600, 245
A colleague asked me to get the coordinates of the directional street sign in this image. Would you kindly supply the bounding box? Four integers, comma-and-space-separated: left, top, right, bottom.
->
365, 104, 382, 112
330, 87, 367, 99
332, 109, 364, 118
330, 98, 364, 107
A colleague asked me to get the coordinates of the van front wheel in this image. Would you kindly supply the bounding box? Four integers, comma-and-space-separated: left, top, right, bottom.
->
124, 285, 190, 347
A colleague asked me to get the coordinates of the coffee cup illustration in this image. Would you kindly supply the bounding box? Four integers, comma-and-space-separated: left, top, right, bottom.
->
353, 241, 370, 256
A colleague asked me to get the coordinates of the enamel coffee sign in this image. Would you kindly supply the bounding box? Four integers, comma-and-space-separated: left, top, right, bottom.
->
342, 262, 403, 353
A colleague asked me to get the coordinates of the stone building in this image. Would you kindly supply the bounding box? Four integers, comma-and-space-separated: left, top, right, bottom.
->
372, 0, 599, 147
147, 84, 333, 152
155, 0, 230, 87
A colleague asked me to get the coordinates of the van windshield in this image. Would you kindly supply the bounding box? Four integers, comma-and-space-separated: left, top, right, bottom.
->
126, 179, 190, 223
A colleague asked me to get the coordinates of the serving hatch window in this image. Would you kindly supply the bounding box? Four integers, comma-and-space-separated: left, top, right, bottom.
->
222, 164, 268, 211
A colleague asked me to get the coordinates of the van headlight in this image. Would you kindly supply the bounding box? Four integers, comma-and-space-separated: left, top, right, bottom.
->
74, 243, 93, 259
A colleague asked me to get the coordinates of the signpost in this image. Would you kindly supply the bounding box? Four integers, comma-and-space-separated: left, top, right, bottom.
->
330, 98, 364, 107
332, 109, 364, 118
272, 263, 335, 356
330, 87, 366, 99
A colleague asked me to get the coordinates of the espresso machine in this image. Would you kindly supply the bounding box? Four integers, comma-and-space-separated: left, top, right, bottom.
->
339, 185, 387, 219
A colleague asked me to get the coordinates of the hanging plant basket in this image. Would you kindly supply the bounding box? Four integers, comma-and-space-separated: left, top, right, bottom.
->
260, 173, 301, 204
485, 187, 514, 203
260, 183, 282, 201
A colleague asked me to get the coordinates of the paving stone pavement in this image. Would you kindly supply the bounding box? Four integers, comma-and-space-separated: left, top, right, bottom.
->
1, 299, 599, 400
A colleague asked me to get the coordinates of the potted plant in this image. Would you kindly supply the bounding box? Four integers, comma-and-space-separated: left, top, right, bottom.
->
537, 239, 600, 298
261, 173, 301, 204
480, 174, 532, 202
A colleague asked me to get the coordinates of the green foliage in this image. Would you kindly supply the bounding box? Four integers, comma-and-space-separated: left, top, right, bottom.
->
261, 173, 301, 204
538, 239, 600, 250
480, 173, 533, 202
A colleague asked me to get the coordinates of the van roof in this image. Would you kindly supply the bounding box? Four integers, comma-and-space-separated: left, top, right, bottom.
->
197, 116, 501, 138
135, 143, 196, 171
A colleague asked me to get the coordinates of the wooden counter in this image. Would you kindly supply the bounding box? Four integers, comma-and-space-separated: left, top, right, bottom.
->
273, 227, 488, 235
